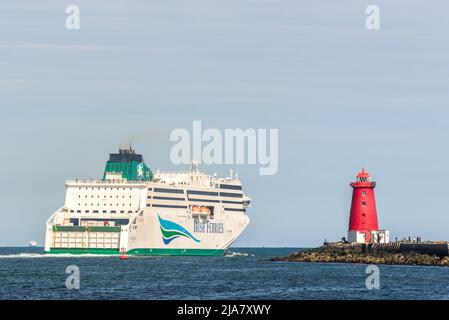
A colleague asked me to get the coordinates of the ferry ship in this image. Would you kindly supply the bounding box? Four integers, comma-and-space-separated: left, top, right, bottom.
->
44, 147, 251, 256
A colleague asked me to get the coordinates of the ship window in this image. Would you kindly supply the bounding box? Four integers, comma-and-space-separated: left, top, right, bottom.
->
362, 201, 367, 207
153, 196, 185, 201
219, 184, 243, 190
222, 200, 244, 204
103, 210, 107, 213
187, 190, 218, 196
154, 188, 184, 194
152, 204, 188, 209
93, 210, 98, 213
188, 198, 220, 203
85, 210, 89, 213
224, 208, 246, 212
220, 192, 243, 198
120, 210, 124, 213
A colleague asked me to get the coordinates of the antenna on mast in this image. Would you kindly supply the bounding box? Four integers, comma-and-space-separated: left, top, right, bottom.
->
190, 161, 199, 174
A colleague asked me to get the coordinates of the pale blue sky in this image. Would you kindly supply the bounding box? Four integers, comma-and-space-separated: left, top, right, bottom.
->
1, 0, 449, 246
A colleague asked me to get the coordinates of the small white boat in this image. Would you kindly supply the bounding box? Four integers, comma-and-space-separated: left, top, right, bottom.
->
29, 240, 38, 247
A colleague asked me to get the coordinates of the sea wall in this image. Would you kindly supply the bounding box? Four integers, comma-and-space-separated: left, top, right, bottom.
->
364, 243, 449, 257
270, 243, 449, 267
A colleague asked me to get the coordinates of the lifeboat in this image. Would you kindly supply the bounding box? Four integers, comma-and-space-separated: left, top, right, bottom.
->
192, 206, 201, 214
200, 207, 210, 214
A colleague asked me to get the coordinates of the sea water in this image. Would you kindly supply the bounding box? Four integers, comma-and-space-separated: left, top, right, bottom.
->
1, 247, 449, 300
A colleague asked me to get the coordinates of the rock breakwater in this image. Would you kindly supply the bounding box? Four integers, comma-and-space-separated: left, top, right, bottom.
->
270, 244, 449, 267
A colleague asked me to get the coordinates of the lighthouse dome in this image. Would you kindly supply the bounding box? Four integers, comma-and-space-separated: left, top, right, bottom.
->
356, 168, 371, 182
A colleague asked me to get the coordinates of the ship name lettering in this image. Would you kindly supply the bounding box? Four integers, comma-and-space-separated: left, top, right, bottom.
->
194, 221, 224, 234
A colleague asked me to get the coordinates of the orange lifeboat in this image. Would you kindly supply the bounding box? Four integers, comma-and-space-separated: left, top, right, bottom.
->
200, 207, 210, 214
192, 206, 201, 214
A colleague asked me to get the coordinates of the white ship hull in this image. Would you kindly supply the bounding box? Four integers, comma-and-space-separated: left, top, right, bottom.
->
45, 206, 249, 256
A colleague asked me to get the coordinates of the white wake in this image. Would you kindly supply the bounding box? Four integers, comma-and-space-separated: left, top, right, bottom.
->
225, 251, 254, 257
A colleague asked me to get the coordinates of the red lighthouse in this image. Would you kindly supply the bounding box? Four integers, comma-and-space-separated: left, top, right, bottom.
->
347, 168, 389, 244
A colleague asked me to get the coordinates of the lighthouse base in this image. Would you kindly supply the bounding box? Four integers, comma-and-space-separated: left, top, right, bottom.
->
348, 230, 390, 244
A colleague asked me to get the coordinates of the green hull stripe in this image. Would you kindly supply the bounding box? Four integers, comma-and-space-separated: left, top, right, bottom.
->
46, 248, 225, 256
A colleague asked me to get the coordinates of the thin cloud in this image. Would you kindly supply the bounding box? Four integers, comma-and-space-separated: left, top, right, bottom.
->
0, 43, 100, 51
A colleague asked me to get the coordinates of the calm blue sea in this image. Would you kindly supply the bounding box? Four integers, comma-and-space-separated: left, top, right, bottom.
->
1, 247, 449, 300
